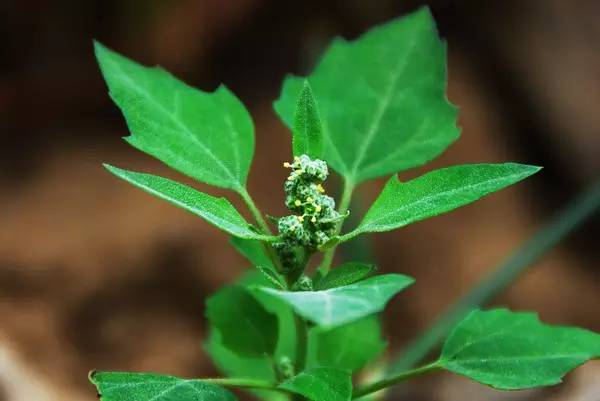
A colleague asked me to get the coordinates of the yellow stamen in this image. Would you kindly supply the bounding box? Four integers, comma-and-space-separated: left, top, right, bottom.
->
294, 199, 302, 207
283, 162, 291, 168
306, 197, 313, 203
287, 176, 294, 181
317, 184, 325, 193
315, 205, 322, 212
311, 216, 317, 223
297, 215, 304, 223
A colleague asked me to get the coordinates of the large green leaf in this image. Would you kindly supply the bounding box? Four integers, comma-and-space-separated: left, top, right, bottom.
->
274, 7, 458, 183
255, 274, 414, 328
342, 163, 541, 241
293, 80, 323, 158
206, 286, 278, 357
105, 165, 275, 241
309, 316, 386, 372
90, 371, 237, 401
279, 367, 352, 401
439, 309, 600, 389
205, 272, 295, 401
95, 42, 253, 192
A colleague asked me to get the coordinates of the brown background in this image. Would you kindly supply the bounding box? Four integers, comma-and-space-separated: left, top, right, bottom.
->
0, 1, 599, 400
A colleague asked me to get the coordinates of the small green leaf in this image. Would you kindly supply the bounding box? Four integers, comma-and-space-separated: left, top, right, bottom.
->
274, 7, 459, 183
95, 41, 254, 192
255, 274, 414, 328
279, 367, 352, 401
230, 237, 275, 270
89, 371, 236, 401
309, 316, 386, 372
105, 165, 275, 241
315, 262, 376, 290
439, 309, 600, 389
206, 286, 278, 357
343, 163, 541, 240
256, 265, 287, 290
293, 80, 323, 158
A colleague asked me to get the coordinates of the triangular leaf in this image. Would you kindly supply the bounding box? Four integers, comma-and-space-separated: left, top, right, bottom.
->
255, 274, 414, 328
95, 42, 254, 192
315, 262, 376, 290
206, 286, 278, 357
343, 163, 541, 240
90, 371, 237, 401
105, 165, 275, 241
439, 309, 600, 389
279, 367, 352, 401
274, 7, 459, 183
293, 80, 323, 158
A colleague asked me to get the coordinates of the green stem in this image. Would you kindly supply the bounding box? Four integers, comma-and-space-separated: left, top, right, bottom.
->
240, 188, 273, 234
239, 188, 286, 273
352, 362, 440, 399
294, 315, 309, 373
320, 178, 355, 273
389, 179, 600, 374
202, 377, 282, 392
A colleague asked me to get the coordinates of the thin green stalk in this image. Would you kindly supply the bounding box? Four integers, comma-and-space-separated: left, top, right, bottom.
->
352, 362, 440, 399
320, 178, 355, 273
390, 180, 600, 373
239, 188, 286, 273
240, 188, 273, 234
202, 377, 282, 392
294, 316, 309, 373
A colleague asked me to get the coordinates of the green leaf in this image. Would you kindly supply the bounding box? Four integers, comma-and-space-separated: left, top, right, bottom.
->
95, 42, 253, 192
105, 165, 274, 241
293, 80, 323, 158
438, 309, 600, 390
256, 265, 287, 290
315, 262, 376, 290
274, 7, 458, 183
89, 371, 236, 401
205, 272, 296, 401
309, 316, 386, 372
343, 163, 541, 240
230, 237, 275, 270
206, 286, 278, 357
279, 367, 352, 401
255, 274, 414, 328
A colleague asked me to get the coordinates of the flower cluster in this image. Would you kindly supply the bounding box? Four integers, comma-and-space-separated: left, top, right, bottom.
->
273, 155, 343, 277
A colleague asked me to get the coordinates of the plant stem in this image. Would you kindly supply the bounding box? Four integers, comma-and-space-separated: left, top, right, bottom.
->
294, 315, 309, 373
202, 377, 282, 392
320, 178, 355, 273
240, 188, 273, 235
389, 179, 600, 373
352, 362, 440, 399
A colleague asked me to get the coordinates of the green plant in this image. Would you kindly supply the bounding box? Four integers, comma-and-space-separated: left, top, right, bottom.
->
91, 7, 600, 401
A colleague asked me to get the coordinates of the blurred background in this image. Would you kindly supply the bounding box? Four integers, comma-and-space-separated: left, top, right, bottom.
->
1, 0, 599, 400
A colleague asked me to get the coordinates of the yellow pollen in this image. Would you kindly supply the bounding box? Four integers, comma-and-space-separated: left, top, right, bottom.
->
294, 199, 302, 207
317, 184, 325, 193
297, 216, 304, 223
311, 216, 317, 223
315, 205, 322, 212
287, 176, 294, 181
283, 162, 291, 168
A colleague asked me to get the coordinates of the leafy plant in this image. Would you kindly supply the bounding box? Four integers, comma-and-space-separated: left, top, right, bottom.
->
91, 7, 600, 401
